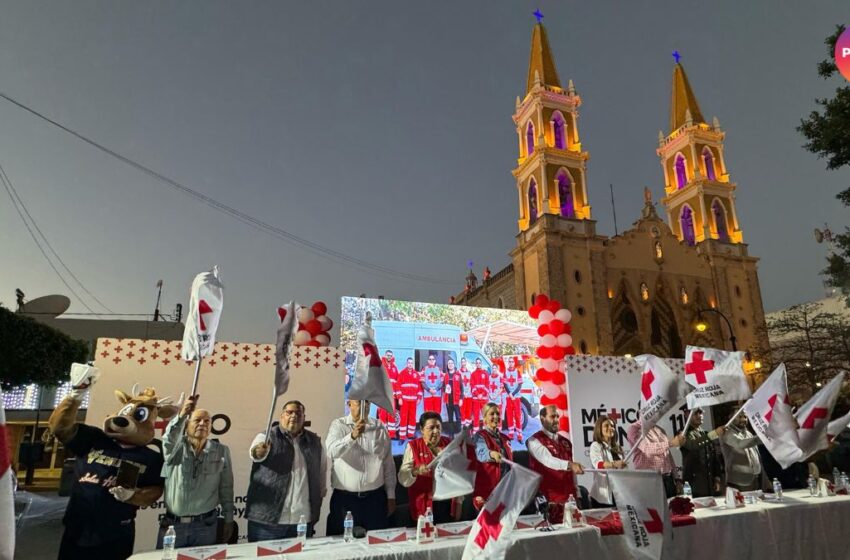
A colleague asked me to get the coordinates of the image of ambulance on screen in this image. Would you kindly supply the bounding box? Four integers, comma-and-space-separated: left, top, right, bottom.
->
371, 319, 542, 430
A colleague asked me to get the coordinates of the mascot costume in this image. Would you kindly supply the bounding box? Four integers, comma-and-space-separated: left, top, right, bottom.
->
49, 363, 178, 560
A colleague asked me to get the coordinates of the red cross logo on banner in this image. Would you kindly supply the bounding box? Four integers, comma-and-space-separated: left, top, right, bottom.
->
643, 509, 663, 533
427, 371, 440, 384
685, 351, 715, 385
474, 503, 506, 549
362, 342, 382, 367
641, 370, 655, 400
198, 299, 213, 332
764, 393, 790, 422
571, 507, 583, 524
421, 522, 435, 538
608, 409, 622, 423
801, 407, 828, 429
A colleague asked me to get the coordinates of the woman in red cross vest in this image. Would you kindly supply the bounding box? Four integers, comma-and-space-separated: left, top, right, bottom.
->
398, 412, 455, 524
471, 402, 513, 509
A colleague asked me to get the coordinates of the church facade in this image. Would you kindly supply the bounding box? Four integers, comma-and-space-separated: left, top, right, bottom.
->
456, 22, 770, 374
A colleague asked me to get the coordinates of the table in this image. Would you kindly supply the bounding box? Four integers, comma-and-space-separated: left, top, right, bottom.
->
130, 491, 850, 560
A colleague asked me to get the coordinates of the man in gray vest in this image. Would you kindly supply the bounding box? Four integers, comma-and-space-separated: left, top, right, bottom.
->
246, 400, 328, 541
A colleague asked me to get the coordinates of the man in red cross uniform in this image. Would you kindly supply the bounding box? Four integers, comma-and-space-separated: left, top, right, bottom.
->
420, 355, 446, 415
379, 350, 401, 439
470, 358, 490, 434
526, 405, 584, 523
398, 358, 422, 440
459, 357, 474, 430
502, 357, 523, 441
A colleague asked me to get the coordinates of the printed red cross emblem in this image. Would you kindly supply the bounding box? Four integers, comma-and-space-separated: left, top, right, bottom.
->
641, 370, 655, 400
198, 299, 213, 332
571, 507, 583, 523
643, 508, 663, 533
427, 371, 440, 384
764, 393, 790, 422
362, 342, 382, 367
490, 382, 499, 393
421, 522, 434, 538
685, 351, 715, 385
608, 409, 622, 423
801, 407, 828, 429
474, 503, 506, 549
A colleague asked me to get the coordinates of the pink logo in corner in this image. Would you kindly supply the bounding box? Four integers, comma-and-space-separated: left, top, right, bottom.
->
836, 27, 850, 82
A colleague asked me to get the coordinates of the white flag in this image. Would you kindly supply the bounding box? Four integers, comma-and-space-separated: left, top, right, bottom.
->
181, 266, 224, 361
607, 470, 668, 560
432, 430, 476, 501
828, 408, 850, 442
684, 346, 751, 408
462, 460, 541, 560
273, 302, 300, 395
348, 313, 394, 413
742, 364, 801, 469
795, 372, 845, 461
634, 354, 690, 434
0, 388, 15, 560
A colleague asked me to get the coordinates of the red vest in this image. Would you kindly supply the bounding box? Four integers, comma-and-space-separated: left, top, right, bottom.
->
473, 430, 513, 501
527, 430, 576, 503
407, 436, 451, 521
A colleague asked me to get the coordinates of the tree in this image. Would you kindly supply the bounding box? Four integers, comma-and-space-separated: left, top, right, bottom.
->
798, 25, 850, 299
767, 302, 850, 409
0, 305, 90, 388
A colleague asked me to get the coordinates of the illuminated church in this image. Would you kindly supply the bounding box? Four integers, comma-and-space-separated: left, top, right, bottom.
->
456, 21, 770, 373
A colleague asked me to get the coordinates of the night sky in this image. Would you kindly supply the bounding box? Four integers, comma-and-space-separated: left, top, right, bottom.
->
1, 1, 848, 343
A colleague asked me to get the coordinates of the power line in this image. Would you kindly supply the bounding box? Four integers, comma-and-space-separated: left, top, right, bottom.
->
0, 164, 114, 313
0, 164, 102, 316
0, 91, 456, 286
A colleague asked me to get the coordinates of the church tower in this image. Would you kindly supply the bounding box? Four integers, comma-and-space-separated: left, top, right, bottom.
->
657, 56, 743, 246
513, 21, 590, 231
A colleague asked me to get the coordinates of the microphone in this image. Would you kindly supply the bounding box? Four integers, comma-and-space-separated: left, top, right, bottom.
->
535, 494, 554, 531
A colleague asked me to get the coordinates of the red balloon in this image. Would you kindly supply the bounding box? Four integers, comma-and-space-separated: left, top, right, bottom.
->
536, 294, 549, 307
564, 324, 572, 335
324, 317, 334, 331
554, 394, 568, 409
548, 320, 565, 335
529, 305, 541, 319
537, 324, 550, 337
305, 319, 322, 336
311, 301, 328, 316
536, 369, 551, 382
550, 371, 566, 385
551, 346, 566, 360
559, 416, 570, 432
540, 394, 555, 406
297, 323, 307, 331
547, 300, 561, 313
306, 340, 321, 347
566, 346, 576, 355
536, 346, 551, 359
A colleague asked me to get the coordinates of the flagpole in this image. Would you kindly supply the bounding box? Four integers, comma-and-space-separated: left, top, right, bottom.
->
681, 408, 696, 437
190, 357, 203, 397
623, 433, 647, 464
723, 402, 747, 428
264, 385, 279, 443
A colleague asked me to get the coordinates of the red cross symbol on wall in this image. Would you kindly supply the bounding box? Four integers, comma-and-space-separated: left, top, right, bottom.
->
608, 409, 622, 423
641, 370, 655, 400
801, 407, 828, 429
198, 299, 213, 332
685, 351, 715, 385
474, 503, 506, 549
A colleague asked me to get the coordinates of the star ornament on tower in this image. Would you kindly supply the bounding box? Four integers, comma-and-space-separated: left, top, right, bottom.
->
672, 50, 681, 64
533, 9, 544, 23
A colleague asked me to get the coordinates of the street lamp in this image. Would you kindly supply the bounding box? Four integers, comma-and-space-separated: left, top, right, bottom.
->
693, 308, 738, 351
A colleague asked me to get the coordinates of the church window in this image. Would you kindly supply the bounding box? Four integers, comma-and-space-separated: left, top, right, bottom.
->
675, 154, 688, 189
531, 293, 537, 304
650, 309, 662, 345
619, 309, 638, 333
574, 270, 582, 284
680, 206, 696, 246
712, 199, 729, 242
557, 170, 575, 218
680, 287, 689, 305
552, 112, 566, 149
577, 305, 586, 316
735, 285, 742, 298
526, 121, 535, 155
654, 241, 663, 259
528, 179, 538, 224
740, 318, 748, 327
579, 340, 588, 354
497, 297, 504, 309
703, 148, 717, 181
640, 283, 650, 301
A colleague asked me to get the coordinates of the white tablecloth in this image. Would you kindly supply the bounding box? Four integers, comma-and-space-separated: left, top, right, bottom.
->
130, 490, 850, 560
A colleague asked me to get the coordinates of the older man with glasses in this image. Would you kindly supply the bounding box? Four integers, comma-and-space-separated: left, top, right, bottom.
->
246, 400, 328, 541
158, 394, 234, 549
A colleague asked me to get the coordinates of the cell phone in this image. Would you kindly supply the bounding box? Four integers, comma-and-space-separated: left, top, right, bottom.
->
116, 461, 140, 489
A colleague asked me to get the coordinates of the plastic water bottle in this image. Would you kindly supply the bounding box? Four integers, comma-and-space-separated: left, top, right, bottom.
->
567, 494, 578, 510
841, 472, 849, 491
833, 467, 840, 484
682, 481, 692, 499
772, 478, 783, 502
343, 511, 354, 542
297, 515, 308, 543
162, 525, 176, 560
425, 506, 434, 525
808, 474, 818, 497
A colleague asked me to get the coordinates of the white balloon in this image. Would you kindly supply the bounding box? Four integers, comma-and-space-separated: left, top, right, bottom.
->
541, 358, 558, 371
541, 381, 562, 399
555, 309, 572, 323
293, 331, 311, 345
317, 315, 332, 331
557, 334, 573, 348
541, 334, 557, 348
538, 310, 555, 325
315, 333, 330, 346
297, 308, 314, 323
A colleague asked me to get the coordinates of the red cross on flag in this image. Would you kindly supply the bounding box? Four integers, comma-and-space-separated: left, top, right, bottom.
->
348, 313, 395, 414
181, 266, 224, 361
683, 346, 750, 408
0, 388, 14, 560
794, 372, 845, 461
432, 429, 476, 501
273, 301, 301, 396
743, 364, 801, 469
607, 470, 668, 560
634, 354, 690, 435
462, 460, 541, 560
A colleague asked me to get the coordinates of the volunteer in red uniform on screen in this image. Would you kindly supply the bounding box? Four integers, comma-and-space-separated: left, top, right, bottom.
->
398, 358, 422, 440
470, 359, 490, 434
398, 412, 456, 524
472, 402, 513, 508
444, 358, 463, 433
459, 357, 474, 430
379, 350, 401, 439
420, 354, 446, 415
527, 405, 585, 523
502, 357, 523, 441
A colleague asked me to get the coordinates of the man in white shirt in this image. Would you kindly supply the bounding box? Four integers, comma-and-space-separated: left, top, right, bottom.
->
325, 400, 397, 535
245, 400, 328, 541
